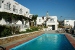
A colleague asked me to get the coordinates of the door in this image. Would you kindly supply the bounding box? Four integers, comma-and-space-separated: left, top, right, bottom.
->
52, 25, 55, 30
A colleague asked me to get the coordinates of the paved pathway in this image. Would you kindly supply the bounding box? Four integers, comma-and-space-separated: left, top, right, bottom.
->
5, 31, 44, 50
44, 30, 57, 33
65, 34, 75, 48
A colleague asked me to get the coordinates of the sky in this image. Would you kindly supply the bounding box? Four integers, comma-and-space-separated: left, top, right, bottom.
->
15, 0, 75, 20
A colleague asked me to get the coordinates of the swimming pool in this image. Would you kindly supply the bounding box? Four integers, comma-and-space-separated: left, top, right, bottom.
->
10, 34, 75, 50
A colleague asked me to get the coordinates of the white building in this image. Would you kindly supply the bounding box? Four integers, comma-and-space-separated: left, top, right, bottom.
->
36, 17, 44, 25
46, 16, 58, 30
64, 20, 75, 28
36, 16, 58, 30
36, 11, 58, 30
0, 0, 30, 31
0, 0, 30, 17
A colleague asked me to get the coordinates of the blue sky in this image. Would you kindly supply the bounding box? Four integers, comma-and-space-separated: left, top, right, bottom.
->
15, 0, 75, 20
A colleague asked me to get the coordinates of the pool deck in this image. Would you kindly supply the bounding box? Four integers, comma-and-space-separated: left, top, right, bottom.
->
1, 31, 75, 50
65, 34, 75, 48
5, 31, 44, 50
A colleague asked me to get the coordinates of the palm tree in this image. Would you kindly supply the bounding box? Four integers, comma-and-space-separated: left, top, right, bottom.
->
32, 15, 38, 26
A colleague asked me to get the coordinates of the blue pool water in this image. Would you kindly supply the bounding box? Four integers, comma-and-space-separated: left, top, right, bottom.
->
10, 34, 75, 50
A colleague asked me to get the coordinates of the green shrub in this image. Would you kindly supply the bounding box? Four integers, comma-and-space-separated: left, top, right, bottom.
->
26, 29, 33, 32
1, 28, 12, 37
15, 26, 20, 34
11, 26, 20, 34
0, 25, 12, 37
30, 26, 38, 31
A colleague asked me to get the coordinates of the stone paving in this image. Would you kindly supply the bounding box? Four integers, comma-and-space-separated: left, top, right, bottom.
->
65, 34, 75, 48
5, 30, 44, 50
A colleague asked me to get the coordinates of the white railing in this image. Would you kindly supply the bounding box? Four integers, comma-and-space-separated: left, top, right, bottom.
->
6, 24, 29, 31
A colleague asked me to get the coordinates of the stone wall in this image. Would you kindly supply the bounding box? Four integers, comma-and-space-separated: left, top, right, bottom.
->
0, 30, 44, 45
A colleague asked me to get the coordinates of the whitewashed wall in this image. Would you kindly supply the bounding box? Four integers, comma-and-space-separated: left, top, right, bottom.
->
36, 17, 44, 25
0, 0, 30, 31
36, 16, 58, 30
0, 0, 30, 17
64, 20, 75, 28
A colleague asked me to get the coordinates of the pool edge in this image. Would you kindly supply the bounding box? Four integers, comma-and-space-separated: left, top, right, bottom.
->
6, 31, 44, 50
6, 33, 75, 50
65, 34, 75, 48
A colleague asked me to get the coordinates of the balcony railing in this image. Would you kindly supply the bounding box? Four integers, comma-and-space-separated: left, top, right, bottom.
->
47, 21, 55, 23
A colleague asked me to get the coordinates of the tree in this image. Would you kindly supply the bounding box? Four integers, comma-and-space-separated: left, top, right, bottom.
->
58, 20, 64, 28
32, 15, 38, 26
0, 12, 12, 23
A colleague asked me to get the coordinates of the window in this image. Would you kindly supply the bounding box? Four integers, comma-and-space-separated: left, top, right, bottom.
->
19, 8, 22, 14
0, 2, 1, 8
50, 19, 54, 21
3, 2, 11, 10
13, 5, 18, 13
7, 2, 11, 10
39, 19, 41, 22
0, 4, 1, 8
0, 0, 4, 8
4, 4, 7, 9
13, 5, 15, 11
66, 21, 69, 22
26, 11, 28, 14
2, 1, 4, 3
48, 18, 54, 23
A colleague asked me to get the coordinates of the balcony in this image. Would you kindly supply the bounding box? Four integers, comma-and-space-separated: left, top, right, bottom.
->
47, 20, 55, 23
